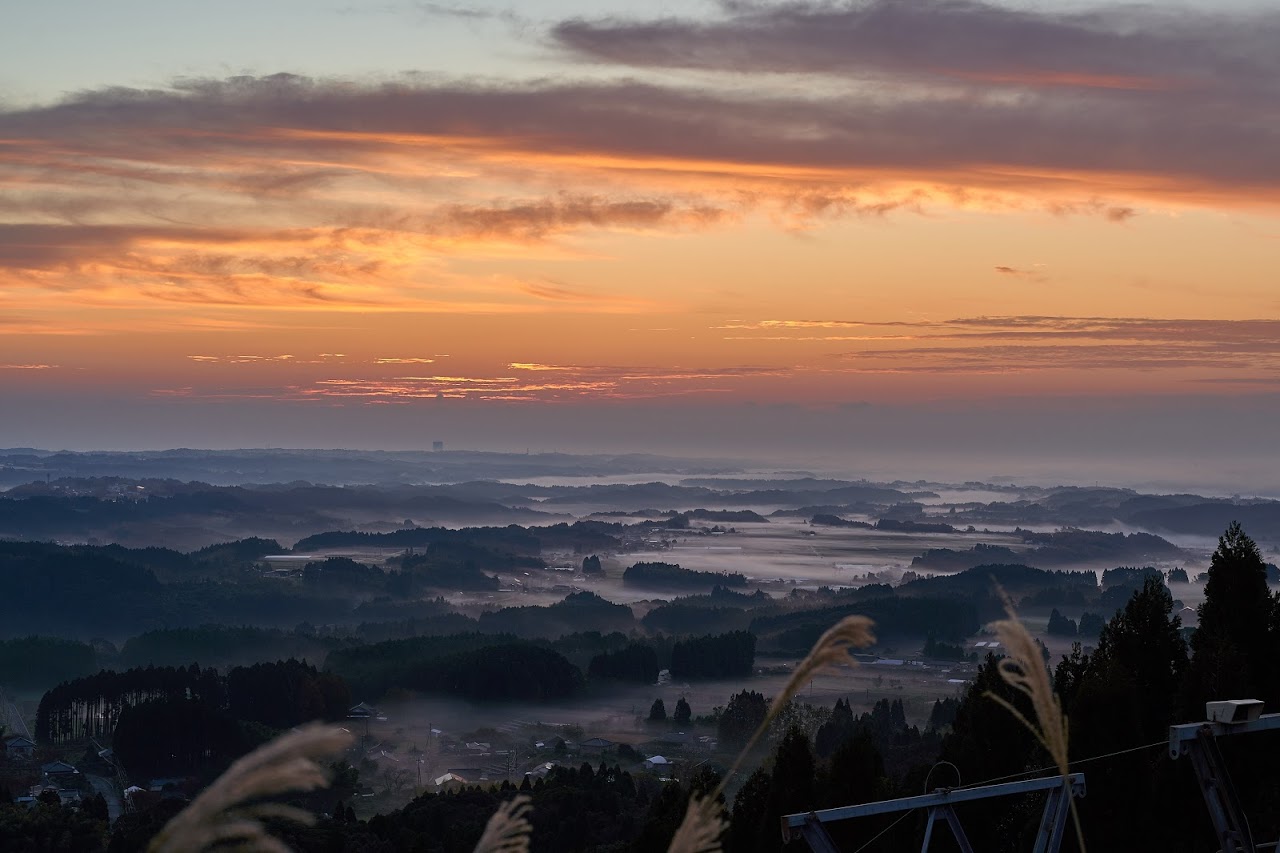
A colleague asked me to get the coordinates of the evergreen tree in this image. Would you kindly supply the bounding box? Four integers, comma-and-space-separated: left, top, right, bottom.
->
673, 697, 692, 725
1077, 611, 1105, 637
1091, 575, 1187, 740
938, 655, 1039, 849
820, 730, 890, 809
648, 698, 667, 723
728, 769, 772, 853
814, 698, 856, 757
718, 690, 768, 749
1185, 522, 1276, 715
1047, 608, 1078, 636
766, 726, 816, 846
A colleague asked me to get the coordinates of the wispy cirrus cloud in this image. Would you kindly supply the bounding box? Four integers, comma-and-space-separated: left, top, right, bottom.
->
141, 315, 1280, 403
187, 354, 296, 364
726, 316, 1280, 344
718, 315, 1280, 376
156, 362, 795, 404
993, 264, 1048, 282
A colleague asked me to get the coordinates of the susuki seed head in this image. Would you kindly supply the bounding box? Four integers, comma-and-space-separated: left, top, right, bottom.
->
148, 723, 353, 853
473, 795, 533, 853
717, 614, 875, 795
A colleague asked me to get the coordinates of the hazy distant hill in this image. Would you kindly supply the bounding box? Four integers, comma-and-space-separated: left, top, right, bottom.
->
912, 529, 1183, 571
1126, 501, 1280, 540
0, 479, 562, 549
0, 447, 741, 489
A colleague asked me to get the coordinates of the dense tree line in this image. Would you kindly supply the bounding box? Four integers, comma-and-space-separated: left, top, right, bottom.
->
0, 540, 360, 638
478, 591, 636, 638
543, 631, 636, 671
750, 595, 978, 651
640, 604, 752, 635
682, 509, 767, 523
921, 636, 974, 661
809, 513, 873, 528
875, 518, 955, 533
303, 557, 389, 591
639, 587, 803, 637
898, 562, 1098, 612
324, 634, 584, 702
622, 562, 748, 589
402, 540, 543, 572
36, 664, 221, 745
1100, 565, 1166, 589
118, 625, 350, 669
113, 697, 253, 781
0, 636, 97, 691
669, 631, 756, 679
587, 644, 659, 684
226, 659, 350, 730
412, 645, 584, 702
912, 530, 1181, 572
35, 660, 348, 746
292, 523, 614, 558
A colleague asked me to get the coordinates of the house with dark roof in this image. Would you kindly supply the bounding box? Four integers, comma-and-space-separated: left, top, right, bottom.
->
445, 767, 485, 779
3, 735, 36, 760
41, 760, 79, 782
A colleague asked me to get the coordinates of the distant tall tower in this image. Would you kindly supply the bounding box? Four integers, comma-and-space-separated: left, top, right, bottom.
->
432, 441, 444, 452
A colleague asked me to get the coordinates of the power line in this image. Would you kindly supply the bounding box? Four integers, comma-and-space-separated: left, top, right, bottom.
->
953, 739, 1167, 791
848, 807, 918, 853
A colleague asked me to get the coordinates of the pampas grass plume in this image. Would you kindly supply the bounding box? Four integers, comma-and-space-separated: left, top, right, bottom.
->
985, 590, 1085, 852
472, 794, 533, 853
718, 614, 875, 795
668, 794, 726, 853
148, 722, 353, 853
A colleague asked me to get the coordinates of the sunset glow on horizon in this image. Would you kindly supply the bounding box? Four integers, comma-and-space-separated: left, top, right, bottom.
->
3, 0, 1279, 481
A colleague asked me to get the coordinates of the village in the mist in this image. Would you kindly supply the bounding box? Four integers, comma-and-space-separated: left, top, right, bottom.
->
4, 446, 1280, 851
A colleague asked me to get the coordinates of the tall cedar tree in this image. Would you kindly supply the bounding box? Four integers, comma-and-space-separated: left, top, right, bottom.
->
1185, 521, 1278, 715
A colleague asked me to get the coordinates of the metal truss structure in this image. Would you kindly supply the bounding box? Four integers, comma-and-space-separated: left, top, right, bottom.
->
781, 773, 1086, 853
1169, 712, 1280, 853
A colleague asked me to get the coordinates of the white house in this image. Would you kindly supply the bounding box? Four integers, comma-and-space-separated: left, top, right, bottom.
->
643, 755, 671, 771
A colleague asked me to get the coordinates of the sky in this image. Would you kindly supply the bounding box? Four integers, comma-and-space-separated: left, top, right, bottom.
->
2, 0, 1279, 489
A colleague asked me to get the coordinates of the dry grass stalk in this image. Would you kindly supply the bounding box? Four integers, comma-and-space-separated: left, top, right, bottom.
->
985, 592, 1085, 852
667, 794, 726, 853
472, 794, 533, 853
717, 615, 875, 796
148, 722, 354, 853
